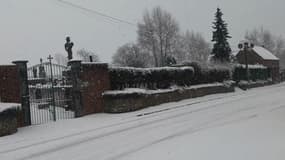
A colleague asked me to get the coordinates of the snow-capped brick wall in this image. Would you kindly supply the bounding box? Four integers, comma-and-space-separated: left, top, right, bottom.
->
68, 61, 232, 116
0, 103, 20, 137
0, 65, 21, 103
103, 83, 234, 113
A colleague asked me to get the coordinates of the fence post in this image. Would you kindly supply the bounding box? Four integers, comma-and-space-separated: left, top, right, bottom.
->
68, 60, 83, 117
48, 55, 57, 121
12, 60, 31, 126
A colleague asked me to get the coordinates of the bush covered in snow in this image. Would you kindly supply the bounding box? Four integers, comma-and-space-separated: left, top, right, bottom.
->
109, 67, 194, 90
179, 61, 232, 85
0, 103, 20, 137
233, 64, 269, 82
109, 62, 232, 90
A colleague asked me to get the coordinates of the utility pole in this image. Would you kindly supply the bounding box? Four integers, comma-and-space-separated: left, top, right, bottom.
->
238, 42, 254, 88
244, 42, 250, 83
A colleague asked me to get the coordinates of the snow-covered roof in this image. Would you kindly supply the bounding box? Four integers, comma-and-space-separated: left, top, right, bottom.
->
252, 46, 279, 60
232, 46, 279, 61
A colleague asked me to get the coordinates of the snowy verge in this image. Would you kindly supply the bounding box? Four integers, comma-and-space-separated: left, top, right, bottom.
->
238, 80, 273, 90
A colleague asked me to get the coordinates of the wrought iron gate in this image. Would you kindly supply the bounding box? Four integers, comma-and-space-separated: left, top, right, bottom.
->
27, 57, 74, 125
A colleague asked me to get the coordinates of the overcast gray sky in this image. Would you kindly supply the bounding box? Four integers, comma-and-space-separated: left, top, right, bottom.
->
0, 0, 284, 65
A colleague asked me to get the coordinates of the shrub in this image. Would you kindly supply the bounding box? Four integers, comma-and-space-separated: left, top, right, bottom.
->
109, 61, 233, 90
233, 64, 269, 82
182, 62, 231, 85
109, 67, 194, 90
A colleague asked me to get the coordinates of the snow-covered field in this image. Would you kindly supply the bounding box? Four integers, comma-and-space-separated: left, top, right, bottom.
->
1, 83, 285, 160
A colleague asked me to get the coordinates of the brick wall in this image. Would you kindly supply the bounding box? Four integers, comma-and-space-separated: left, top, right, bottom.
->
103, 84, 235, 113
0, 65, 24, 127
79, 63, 110, 115
263, 60, 280, 82
0, 65, 21, 103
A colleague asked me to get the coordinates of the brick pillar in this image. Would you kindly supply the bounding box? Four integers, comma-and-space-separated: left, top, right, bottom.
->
80, 63, 110, 115
68, 61, 111, 116
68, 60, 83, 117
12, 60, 31, 126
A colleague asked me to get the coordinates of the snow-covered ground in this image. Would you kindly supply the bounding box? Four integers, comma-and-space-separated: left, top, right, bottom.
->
1, 83, 285, 160
30, 103, 75, 125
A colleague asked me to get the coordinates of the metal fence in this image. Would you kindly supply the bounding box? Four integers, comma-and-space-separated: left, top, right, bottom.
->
27, 57, 74, 125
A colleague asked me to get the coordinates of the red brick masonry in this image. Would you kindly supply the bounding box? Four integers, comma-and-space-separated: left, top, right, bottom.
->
0, 65, 21, 103
79, 63, 110, 115
0, 65, 23, 127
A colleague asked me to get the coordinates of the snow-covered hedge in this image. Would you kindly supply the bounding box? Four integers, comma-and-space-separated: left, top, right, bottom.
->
109, 63, 232, 90
234, 64, 267, 69
178, 62, 231, 85
233, 64, 269, 82
0, 103, 20, 137
109, 67, 195, 90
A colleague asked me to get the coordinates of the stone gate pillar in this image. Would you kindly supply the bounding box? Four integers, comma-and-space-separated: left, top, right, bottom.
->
68, 60, 83, 117
12, 60, 31, 126
68, 61, 111, 117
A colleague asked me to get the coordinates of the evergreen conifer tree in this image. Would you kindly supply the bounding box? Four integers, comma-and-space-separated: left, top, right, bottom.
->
211, 8, 232, 62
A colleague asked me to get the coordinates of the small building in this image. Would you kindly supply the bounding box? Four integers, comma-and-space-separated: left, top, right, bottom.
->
233, 45, 280, 82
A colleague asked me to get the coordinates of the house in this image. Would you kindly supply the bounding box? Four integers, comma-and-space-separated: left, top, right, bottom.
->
233, 45, 280, 82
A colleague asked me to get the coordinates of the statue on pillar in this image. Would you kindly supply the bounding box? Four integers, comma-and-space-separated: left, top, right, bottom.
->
65, 36, 74, 60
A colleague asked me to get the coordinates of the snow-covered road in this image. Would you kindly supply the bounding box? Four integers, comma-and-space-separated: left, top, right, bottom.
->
1, 83, 285, 160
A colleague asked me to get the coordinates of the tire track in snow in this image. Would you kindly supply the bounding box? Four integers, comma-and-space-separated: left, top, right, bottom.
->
0, 91, 246, 154
108, 104, 285, 160
15, 94, 285, 160
108, 114, 259, 160
3, 83, 284, 151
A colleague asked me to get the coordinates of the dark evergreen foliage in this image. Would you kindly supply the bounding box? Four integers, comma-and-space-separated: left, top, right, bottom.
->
109, 63, 231, 90
233, 66, 269, 82
109, 67, 194, 90
211, 8, 232, 62
185, 62, 231, 85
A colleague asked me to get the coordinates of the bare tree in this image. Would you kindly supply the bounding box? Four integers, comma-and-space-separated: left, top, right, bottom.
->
112, 43, 151, 68
245, 27, 276, 52
275, 36, 285, 57
137, 7, 180, 67
54, 53, 68, 66
77, 48, 100, 62
181, 31, 211, 63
